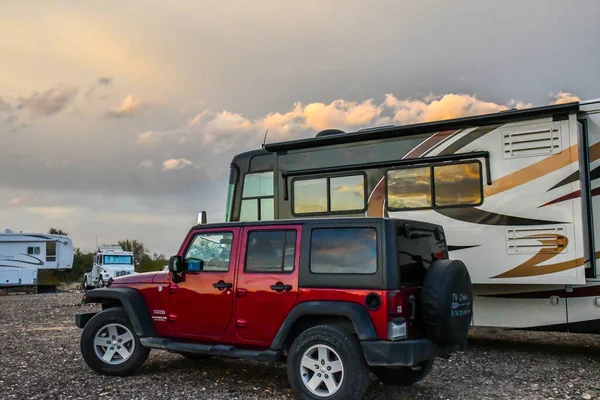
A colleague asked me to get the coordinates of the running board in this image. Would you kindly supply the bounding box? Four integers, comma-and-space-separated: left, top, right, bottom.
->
140, 337, 281, 362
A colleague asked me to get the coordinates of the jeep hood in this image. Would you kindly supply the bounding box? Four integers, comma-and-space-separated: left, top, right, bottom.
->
111, 271, 169, 285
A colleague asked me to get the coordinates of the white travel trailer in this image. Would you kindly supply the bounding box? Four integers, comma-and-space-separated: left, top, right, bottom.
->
225, 98, 600, 333
83, 245, 135, 290
0, 231, 73, 288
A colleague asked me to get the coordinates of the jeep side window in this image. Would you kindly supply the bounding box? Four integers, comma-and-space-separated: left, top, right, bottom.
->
185, 232, 234, 272
245, 230, 297, 273
309, 228, 377, 274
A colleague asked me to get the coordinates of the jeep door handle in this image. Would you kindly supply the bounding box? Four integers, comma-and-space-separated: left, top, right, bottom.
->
270, 283, 292, 292
213, 281, 233, 290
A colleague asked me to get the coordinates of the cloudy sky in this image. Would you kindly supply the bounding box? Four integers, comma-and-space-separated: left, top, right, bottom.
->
1, 0, 599, 255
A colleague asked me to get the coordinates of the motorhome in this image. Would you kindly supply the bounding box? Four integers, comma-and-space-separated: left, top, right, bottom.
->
222, 98, 600, 333
0, 230, 73, 288
83, 245, 135, 290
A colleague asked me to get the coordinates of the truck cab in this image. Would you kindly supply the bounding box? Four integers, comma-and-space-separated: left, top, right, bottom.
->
84, 245, 136, 290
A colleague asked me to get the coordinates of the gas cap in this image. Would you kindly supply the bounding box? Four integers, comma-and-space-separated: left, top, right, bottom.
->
550, 296, 560, 306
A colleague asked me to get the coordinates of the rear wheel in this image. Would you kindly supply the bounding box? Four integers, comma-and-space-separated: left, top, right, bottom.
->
287, 325, 371, 400
80, 307, 150, 376
372, 360, 434, 386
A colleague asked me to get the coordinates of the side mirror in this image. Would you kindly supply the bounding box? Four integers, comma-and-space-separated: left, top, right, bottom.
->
168, 255, 185, 273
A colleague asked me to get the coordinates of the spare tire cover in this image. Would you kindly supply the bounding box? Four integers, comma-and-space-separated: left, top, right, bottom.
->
419, 259, 473, 346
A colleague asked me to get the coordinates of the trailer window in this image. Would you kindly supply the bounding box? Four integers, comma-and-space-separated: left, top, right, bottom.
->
46, 242, 56, 262
387, 161, 482, 210
310, 228, 377, 274
27, 246, 40, 255
293, 174, 366, 215
240, 171, 274, 221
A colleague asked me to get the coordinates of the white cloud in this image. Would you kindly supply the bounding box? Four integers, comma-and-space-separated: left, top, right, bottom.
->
550, 91, 580, 105
138, 131, 157, 144
105, 95, 144, 118
9, 198, 22, 205
162, 158, 192, 171
139, 160, 154, 169
24, 206, 77, 219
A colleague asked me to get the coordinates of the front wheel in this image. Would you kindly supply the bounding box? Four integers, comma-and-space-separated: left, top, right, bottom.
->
287, 325, 371, 400
371, 360, 434, 386
80, 307, 150, 376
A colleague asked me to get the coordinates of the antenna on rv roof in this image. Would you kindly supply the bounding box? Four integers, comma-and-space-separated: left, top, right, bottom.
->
262, 129, 269, 148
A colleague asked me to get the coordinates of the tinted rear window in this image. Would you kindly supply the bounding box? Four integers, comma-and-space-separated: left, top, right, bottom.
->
310, 228, 377, 274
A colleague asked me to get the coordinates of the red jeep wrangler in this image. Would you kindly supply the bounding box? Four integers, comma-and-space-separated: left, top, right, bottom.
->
76, 218, 472, 399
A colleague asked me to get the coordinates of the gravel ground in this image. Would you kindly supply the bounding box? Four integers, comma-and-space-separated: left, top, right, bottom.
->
1, 292, 600, 400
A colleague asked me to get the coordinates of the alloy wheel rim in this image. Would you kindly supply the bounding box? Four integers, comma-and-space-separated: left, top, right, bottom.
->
93, 323, 135, 365
300, 344, 344, 397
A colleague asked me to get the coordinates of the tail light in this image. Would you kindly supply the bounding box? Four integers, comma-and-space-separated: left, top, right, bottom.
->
387, 291, 407, 341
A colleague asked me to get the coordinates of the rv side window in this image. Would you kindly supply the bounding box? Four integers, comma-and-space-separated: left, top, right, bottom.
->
27, 246, 40, 255
293, 174, 366, 215
433, 163, 482, 206
309, 228, 377, 274
387, 161, 482, 210
46, 242, 56, 262
240, 171, 274, 221
387, 167, 432, 209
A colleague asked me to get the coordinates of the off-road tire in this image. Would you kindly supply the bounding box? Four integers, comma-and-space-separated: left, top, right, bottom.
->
371, 359, 434, 386
80, 307, 150, 376
287, 325, 371, 400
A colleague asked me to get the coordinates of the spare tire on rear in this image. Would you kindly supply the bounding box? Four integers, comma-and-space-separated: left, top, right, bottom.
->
419, 259, 473, 347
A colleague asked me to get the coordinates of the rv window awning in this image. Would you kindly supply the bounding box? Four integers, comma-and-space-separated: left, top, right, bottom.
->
264, 102, 580, 153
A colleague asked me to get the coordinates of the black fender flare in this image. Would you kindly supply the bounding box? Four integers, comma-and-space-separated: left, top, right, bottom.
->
81, 287, 156, 337
270, 301, 378, 350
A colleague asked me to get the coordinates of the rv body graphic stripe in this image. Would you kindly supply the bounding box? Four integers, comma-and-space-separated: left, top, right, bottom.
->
435, 207, 565, 226
485, 141, 600, 198
0, 254, 44, 266
547, 166, 600, 191
540, 186, 600, 208
448, 245, 480, 252
438, 125, 501, 156
480, 280, 600, 299
403, 130, 459, 159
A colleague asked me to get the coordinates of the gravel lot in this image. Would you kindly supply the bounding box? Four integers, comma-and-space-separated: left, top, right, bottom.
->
1, 292, 600, 400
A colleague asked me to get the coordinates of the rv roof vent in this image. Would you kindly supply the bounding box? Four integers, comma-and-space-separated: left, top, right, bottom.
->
502, 122, 561, 159
315, 129, 345, 137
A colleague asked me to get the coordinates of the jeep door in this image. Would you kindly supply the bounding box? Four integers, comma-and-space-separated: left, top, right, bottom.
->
168, 227, 240, 338
235, 225, 301, 344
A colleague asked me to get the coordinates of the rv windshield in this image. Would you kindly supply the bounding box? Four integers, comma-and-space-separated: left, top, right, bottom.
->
225, 165, 238, 222
103, 255, 133, 265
